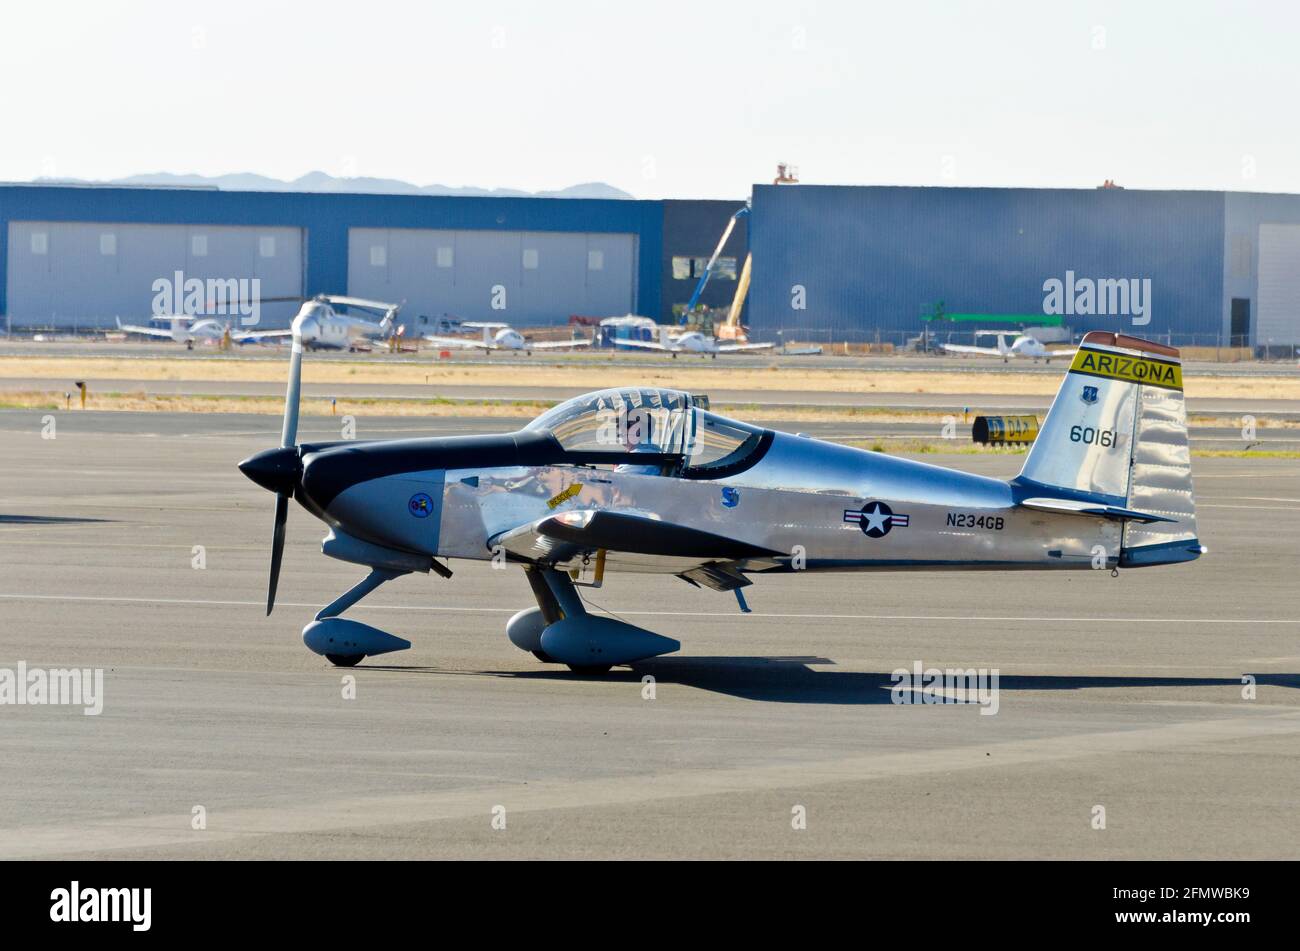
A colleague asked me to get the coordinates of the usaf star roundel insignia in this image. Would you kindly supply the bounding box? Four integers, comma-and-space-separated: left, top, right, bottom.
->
843, 500, 910, 538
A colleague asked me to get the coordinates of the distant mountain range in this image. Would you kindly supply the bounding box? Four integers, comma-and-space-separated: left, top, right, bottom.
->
32, 171, 635, 200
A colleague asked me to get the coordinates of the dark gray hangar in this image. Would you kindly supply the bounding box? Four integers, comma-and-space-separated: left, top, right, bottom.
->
0, 184, 750, 333
747, 184, 1300, 349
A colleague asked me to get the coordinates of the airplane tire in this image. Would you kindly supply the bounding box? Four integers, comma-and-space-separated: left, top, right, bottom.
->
567, 664, 613, 675
326, 653, 365, 668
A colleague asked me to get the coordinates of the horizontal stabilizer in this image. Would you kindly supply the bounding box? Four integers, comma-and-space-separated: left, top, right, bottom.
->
1018, 497, 1176, 524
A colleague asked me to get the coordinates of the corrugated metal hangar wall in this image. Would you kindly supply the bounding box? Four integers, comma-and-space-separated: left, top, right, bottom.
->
348, 227, 636, 327
1222, 192, 1300, 348
4, 183, 1300, 345
748, 185, 1300, 347
0, 185, 665, 331
7, 221, 304, 329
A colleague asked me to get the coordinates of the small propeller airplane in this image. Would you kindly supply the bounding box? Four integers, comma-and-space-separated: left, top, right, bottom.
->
423, 321, 593, 354
114, 314, 274, 346
239, 326, 1202, 673
943, 330, 1077, 363
619, 327, 775, 358
116, 295, 401, 351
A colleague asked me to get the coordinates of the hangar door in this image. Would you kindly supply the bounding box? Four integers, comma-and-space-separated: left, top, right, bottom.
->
1257, 223, 1300, 346
348, 228, 636, 328
6, 221, 303, 330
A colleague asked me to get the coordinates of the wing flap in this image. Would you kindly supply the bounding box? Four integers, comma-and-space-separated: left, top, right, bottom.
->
490, 509, 784, 567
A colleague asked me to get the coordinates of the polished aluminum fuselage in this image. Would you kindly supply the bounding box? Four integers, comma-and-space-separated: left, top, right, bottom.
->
322, 430, 1118, 573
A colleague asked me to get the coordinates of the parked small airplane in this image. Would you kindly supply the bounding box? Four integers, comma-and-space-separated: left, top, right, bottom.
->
943, 331, 1076, 363
116, 295, 401, 351
114, 314, 271, 347
619, 328, 775, 358
423, 322, 592, 354
239, 327, 1202, 674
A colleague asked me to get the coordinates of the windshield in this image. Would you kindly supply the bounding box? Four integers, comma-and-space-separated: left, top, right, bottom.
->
526, 387, 770, 474
526, 388, 693, 455
683, 410, 767, 472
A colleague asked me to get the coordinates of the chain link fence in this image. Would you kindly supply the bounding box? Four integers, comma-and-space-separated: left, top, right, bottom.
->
761, 326, 1296, 360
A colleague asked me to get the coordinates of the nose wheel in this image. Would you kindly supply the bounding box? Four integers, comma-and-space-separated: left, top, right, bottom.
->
302, 567, 414, 664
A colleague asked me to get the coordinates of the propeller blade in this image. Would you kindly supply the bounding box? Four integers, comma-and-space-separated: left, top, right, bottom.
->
267, 491, 289, 615
280, 335, 304, 448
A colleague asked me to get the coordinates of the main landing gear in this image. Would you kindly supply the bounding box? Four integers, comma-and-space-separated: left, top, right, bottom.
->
505, 566, 679, 674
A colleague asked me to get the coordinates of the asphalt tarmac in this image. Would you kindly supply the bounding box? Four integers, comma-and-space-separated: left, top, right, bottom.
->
3, 375, 1298, 418
6, 338, 1299, 379
0, 409, 1296, 858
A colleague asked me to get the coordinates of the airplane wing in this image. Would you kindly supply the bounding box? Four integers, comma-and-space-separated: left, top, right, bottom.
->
231, 328, 294, 341
528, 338, 592, 350
616, 339, 672, 352
1043, 348, 1077, 359
422, 335, 496, 351
114, 320, 176, 339
716, 341, 775, 352
942, 343, 1001, 356
490, 509, 785, 580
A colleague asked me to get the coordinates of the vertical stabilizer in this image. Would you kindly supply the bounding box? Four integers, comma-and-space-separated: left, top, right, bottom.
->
1016, 331, 1201, 567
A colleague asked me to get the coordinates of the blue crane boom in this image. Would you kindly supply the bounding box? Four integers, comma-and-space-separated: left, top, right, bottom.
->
680, 205, 749, 325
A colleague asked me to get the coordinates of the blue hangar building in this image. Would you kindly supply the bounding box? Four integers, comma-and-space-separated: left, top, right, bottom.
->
0, 185, 747, 333
747, 184, 1300, 348
3, 181, 1297, 347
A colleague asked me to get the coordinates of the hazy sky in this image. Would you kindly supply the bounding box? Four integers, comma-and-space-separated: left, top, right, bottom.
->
1, 1, 1295, 198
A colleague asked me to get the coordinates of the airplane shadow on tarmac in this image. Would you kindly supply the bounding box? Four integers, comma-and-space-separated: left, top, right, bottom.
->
366, 656, 1300, 705
0, 514, 111, 525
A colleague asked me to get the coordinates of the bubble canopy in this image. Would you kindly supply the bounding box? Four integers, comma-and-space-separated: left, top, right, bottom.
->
526, 387, 769, 473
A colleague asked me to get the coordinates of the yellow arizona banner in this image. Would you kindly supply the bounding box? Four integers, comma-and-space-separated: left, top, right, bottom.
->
1069, 348, 1183, 390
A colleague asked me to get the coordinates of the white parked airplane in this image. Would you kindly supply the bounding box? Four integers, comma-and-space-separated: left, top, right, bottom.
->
618, 328, 775, 358
423, 322, 593, 354
114, 314, 271, 346
115, 295, 400, 351
943, 331, 1076, 363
